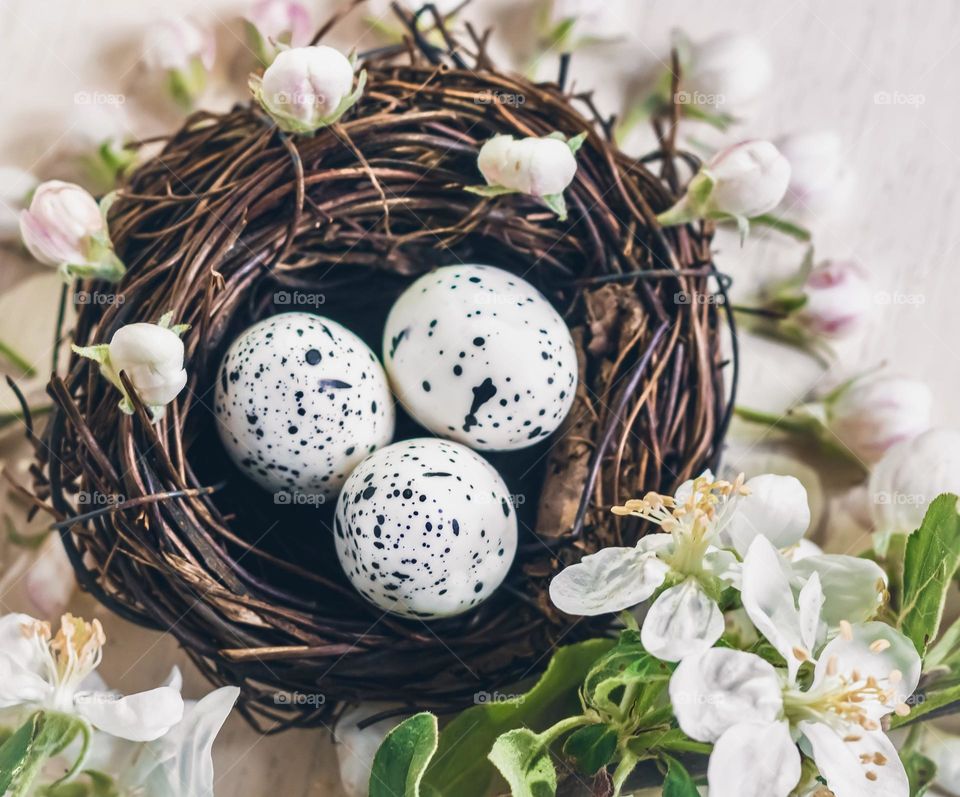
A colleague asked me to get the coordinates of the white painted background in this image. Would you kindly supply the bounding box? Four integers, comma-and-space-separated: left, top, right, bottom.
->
0, 0, 958, 793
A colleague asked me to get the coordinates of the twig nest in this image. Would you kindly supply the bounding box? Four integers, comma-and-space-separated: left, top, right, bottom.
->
34, 5, 732, 728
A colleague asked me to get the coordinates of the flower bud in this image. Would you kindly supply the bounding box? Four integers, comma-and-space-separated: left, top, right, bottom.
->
795, 259, 871, 339
253, 46, 363, 133
335, 703, 402, 797
706, 140, 791, 218
825, 374, 932, 464
546, 0, 629, 44
108, 323, 188, 407
19, 180, 125, 281
680, 31, 772, 108
245, 0, 312, 65
776, 130, 850, 213
869, 428, 960, 536
143, 17, 216, 109
0, 166, 37, 240
478, 134, 578, 197
657, 140, 790, 229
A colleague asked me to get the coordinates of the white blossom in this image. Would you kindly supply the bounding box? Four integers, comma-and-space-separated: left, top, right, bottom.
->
776, 130, 852, 214
795, 259, 872, 340
676, 30, 772, 109
477, 134, 580, 197
143, 17, 216, 108
0, 613, 184, 742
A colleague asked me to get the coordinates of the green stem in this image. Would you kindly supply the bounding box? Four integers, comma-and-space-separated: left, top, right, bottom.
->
750, 213, 812, 242
540, 715, 591, 747
0, 340, 36, 377
733, 405, 818, 437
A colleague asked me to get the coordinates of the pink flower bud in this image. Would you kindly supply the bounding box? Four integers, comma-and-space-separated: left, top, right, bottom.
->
706, 140, 791, 219
796, 260, 871, 339
246, 0, 312, 64
776, 131, 851, 213
19, 180, 105, 267
827, 374, 932, 463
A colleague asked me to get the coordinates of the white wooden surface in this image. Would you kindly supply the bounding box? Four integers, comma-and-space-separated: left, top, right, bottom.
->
1, 0, 959, 793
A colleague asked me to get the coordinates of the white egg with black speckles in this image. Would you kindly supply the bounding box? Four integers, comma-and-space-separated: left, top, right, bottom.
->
214, 312, 394, 499
383, 264, 578, 451
334, 438, 518, 619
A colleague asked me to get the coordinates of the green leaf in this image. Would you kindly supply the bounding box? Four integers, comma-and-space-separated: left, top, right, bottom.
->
541, 194, 568, 221
890, 681, 960, 728
369, 713, 438, 797
0, 714, 40, 794
583, 630, 672, 718
662, 755, 700, 797
422, 638, 614, 797
488, 729, 556, 797
900, 749, 936, 796
566, 132, 588, 153
70, 344, 110, 365
627, 728, 711, 756
562, 724, 618, 775
898, 494, 960, 655
463, 184, 519, 198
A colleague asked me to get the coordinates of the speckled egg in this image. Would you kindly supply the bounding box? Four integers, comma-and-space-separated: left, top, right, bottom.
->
383, 264, 578, 451
334, 438, 518, 619
214, 313, 394, 500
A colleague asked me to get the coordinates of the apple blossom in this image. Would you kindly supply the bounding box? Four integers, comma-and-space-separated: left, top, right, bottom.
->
19, 180, 125, 281
869, 427, 960, 537
0, 612, 184, 741
245, 0, 312, 66
252, 45, 365, 134
143, 17, 216, 109
473, 132, 584, 220
549, 473, 805, 661
656, 140, 790, 233
73, 313, 189, 420
0, 165, 37, 240
671, 537, 920, 797
676, 30, 772, 110
776, 130, 851, 213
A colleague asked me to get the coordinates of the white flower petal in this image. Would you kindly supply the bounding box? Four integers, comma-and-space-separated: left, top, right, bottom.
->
708, 721, 801, 797
813, 622, 921, 712
725, 474, 810, 555
674, 469, 715, 503
791, 554, 886, 626
800, 722, 907, 797
784, 537, 823, 562
641, 579, 724, 662
142, 686, 240, 797
335, 703, 404, 797
797, 571, 825, 654
922, 729, 960, 794
76, 685, 185, 741
741, 535, 810, 683
669, 648, 783, 742
549, 546, 669, 616
703, 546, 740, 587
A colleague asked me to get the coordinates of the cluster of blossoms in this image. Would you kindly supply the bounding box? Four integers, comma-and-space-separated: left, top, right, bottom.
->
0, 612, 238, 795
550, 471, 917, 796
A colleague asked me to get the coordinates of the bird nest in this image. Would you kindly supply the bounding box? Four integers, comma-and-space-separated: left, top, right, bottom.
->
24, 5, 735, 730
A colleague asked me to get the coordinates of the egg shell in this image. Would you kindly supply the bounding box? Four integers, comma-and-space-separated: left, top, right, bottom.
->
334, 437, 518, 619
383, 264, 578, 451
214, 312, 394, 499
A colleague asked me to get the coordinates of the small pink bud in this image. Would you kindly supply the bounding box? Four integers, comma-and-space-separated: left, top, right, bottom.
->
796, 260, 871, 339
